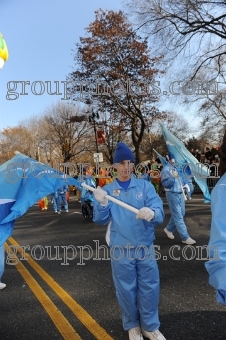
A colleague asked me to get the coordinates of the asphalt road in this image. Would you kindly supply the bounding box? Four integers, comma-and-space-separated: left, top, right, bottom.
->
1, 193, 226, 340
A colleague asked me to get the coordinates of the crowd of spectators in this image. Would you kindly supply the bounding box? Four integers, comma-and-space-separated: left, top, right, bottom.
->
190, 147, 220, 179
190, 147, 220, 166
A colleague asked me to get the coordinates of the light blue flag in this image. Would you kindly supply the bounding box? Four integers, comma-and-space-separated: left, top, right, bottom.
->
160, 124, 211, 203
153, 149, 167, 166
0, 153, 81, 246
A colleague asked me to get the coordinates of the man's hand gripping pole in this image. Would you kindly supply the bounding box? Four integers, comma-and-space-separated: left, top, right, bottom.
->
81, 183, 139, 214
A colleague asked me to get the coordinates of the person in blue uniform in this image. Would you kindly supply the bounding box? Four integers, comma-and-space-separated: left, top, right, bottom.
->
205, 130, 226, 305
160, 153, 196, 245
50, 192, 58, 213
181, 163, 194, 200
0, 199, 15, 290
56, 185, 69, 214
0, 243, 6, 289
92, 142, 166, 340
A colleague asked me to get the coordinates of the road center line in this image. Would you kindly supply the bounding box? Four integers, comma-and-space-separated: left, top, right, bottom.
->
4, 241, 82, 340
8, 236, 113, 340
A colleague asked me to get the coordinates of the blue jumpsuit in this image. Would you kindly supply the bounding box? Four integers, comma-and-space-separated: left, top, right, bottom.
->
56, 185, 68, 212
93, 177, 164, 331
161, 162, 190, 241
181, 164, 194, 200
50, 193, 57, 212
0, 243, 4, 282
0, 199, 15, 281
205, 173, 226, 305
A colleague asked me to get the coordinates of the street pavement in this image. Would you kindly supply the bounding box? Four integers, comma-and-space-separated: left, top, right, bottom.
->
0, 193, 226, 340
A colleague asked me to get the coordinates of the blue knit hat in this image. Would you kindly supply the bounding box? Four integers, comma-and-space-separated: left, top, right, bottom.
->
113, 142, 135, 163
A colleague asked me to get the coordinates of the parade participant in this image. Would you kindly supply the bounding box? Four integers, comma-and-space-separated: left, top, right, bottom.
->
77, 167, 92, 201
0, 243, 6, 289
182, 165, 194, 200
56, 185, 69, 214
0, 199, 13, 290
38, 196, 48, 210
161, 153, 196, 244
98, 167, 107, 187
205, 130, 226, 305
178, 162, 194, 200
50, 192, 58, 213
92, 142, 166, 340
140, 167, 150, 182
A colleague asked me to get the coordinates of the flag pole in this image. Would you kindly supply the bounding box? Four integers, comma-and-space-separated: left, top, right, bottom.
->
177, 176, 187, 201
81, 183, 139, 214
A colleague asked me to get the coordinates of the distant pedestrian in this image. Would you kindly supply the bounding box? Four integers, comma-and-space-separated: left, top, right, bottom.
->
50, 192, 57, 213
161, 153, 196, 244
38, 196, 48, 211
205, 147, 212, 164
195, 149, 201, 162
56, 185, 69, 214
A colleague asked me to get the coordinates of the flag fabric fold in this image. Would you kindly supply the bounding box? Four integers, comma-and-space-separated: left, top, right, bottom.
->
0, 153, 80, 246
153, 149, 167, 166
204, 175, 226, 305
160, 124, 211, 203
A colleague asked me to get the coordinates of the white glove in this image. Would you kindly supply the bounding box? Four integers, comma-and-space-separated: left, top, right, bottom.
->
93, 186, 108, 206
183, 184, 190, 192
170, 169, 178, 178
136, 207, 155, 222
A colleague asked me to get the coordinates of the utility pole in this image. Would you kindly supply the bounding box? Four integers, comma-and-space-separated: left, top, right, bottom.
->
89, 109, 99, 153
70, 108, 100, 153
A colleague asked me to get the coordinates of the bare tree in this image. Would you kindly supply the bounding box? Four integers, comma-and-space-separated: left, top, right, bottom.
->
125, 0, 226, 80
43, 102, 93, 163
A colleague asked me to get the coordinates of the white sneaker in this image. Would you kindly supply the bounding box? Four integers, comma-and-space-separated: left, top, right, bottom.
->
66, 210, 69, 212
142, 329, 166, 340
182, 237, 196, 245
0, 282, 6, 290
128, 326, 144, 340
164, 228, 174, 240
57, 211, 61, 214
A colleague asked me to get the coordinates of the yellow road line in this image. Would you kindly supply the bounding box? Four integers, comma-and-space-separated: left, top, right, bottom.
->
4, 242, 82, 340
8, 237, 114, 340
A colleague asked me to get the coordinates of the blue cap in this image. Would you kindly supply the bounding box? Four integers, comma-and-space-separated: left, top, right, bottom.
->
113, 142, 135, 164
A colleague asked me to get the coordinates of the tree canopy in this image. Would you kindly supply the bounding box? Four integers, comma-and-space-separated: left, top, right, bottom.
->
67, 9, 165, 163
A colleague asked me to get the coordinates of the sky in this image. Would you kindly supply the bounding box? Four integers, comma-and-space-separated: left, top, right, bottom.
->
0, 0, 201, 133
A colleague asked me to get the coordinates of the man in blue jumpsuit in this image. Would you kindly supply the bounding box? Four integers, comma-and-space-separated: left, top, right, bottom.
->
205, 130, 226, 305
160, 153, 196, 245
92, 142, 166, 340
56, 184, 69, 214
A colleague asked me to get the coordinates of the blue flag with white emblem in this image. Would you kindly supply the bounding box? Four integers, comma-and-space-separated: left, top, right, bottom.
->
0, 153, 80, 246
160, 124, 211, 203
